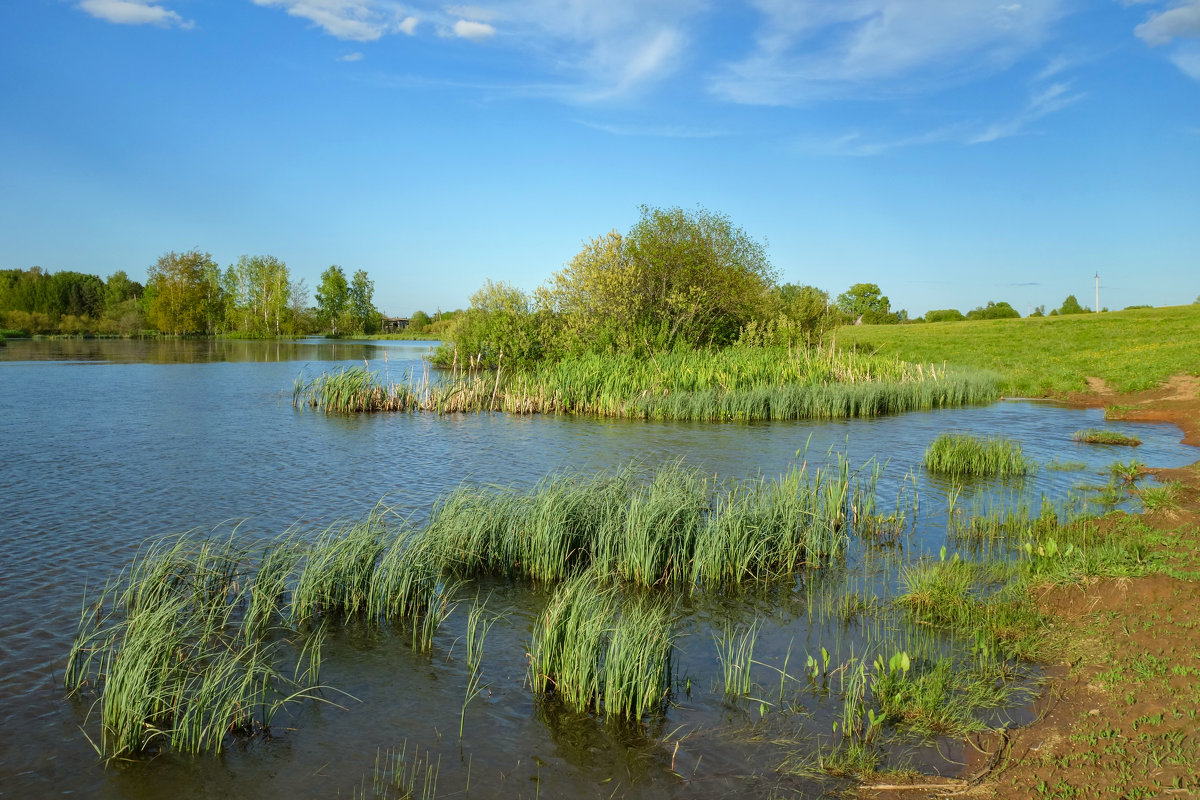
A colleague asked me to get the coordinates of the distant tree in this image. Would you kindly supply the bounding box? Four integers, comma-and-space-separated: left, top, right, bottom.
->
1057, 295, 1088, 315
835, 283, 890, 321
924, 308, 965, 323
347, 269, 376, 334
966, 301, 1020, 320
1124, 304, 1153, 310
409, 310, 431, 331
775, 284, 837, 344
1029, 305, 1046, 318
545, 205, 776, 351
146, 250, 215, 335
315, 265, 349, 335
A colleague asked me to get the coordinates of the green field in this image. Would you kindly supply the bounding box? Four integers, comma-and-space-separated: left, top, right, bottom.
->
835, 305, 1200, 396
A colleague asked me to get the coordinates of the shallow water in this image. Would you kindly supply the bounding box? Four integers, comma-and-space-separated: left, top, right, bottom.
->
1, 338, 1195, 798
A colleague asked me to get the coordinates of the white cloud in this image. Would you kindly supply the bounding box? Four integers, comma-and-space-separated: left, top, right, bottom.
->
710, 0, 1069, 105
1135, 1, 1200, 46
396, 15, 419, 34
1130, 1, 1200, 81
251, 0, 405, 42
338, 51, 365, 60
453, 19, 495, 40
77, 0, 192, 28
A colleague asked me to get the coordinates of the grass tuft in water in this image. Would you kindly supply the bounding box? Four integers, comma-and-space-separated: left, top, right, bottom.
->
923, 433, 1034, 478
528, 571, 675, 722
1073, 429, 1141, 446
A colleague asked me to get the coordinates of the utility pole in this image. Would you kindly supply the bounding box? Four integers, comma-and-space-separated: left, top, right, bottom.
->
1094, 273, 1100, 313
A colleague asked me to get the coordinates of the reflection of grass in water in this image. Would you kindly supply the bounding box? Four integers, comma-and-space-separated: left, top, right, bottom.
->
1046, 459, 1087, 471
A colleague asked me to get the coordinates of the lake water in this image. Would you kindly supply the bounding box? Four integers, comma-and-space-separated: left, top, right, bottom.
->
1, 338, 1195, 798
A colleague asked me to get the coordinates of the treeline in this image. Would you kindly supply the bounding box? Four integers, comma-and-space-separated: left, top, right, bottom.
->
0, 268, 144, 335
0, 252, 383, 337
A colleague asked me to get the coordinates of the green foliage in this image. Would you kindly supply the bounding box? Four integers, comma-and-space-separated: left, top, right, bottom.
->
349, 269, 377, 334
923, 433, 1034, 477
543, 205, 777, 352
222, 255, 292, 336
1058, 294, 1090, 315
966, 301, 1020, 320
146, 250, 221, 335
924, 308, 965, 323
836, 283, 890, 320
738, 284, 839, 347
316, 265, 350, 335
408, 310, 431, 331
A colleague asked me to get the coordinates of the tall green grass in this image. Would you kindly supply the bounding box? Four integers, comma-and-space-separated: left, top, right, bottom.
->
64, 534, 326, 758
66, 458, 894, 756
528, 571, 675, 721
416, 460, 874, 590
923, 433, 1035, 478
293, 344, 1000, 421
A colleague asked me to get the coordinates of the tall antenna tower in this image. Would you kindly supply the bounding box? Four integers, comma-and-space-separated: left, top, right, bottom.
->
1094, 273, 1100, 312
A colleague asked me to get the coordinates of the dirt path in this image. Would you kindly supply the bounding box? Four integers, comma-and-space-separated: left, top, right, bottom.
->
859, 376, 1200, 800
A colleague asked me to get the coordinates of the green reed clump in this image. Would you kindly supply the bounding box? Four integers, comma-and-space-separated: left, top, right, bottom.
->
714, 622, 759, 698
528, 571, 675, 721
293, 345, 1000, 421
64, 534, 324, 759
923, 433, 1034, 478
291, 512, 388, 624
415, 461, 872, 591
1072, 428, 1141, 446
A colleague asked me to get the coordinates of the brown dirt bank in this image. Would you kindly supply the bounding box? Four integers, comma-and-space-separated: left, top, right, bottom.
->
859, 375, 1200, 799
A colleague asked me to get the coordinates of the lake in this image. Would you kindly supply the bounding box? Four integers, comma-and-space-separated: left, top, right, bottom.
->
1, 338, 1195, 798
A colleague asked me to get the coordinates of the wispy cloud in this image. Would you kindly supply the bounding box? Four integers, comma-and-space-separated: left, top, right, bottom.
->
77, 0, 193, 28
338, 51, 365, 61
710, 0, 1070, 105
970, 80, 1085, 143
574, 120, 727, 138
252, 0, 701, 101
812, 125, 964, 157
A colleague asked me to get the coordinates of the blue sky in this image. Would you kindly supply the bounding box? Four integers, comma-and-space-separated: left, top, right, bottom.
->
1, 0, 1197, 317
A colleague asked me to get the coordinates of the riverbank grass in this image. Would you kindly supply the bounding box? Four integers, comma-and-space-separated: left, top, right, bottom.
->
293, 344, 1001, 422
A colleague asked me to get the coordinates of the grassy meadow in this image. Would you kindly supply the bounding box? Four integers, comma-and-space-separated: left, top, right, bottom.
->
836, 304, 1200, 396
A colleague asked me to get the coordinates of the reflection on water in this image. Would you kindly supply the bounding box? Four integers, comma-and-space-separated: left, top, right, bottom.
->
0, 339, 1195, 798
0, 335, 441, 364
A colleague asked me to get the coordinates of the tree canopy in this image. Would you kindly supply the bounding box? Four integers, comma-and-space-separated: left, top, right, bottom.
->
546, 205, 777, 350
